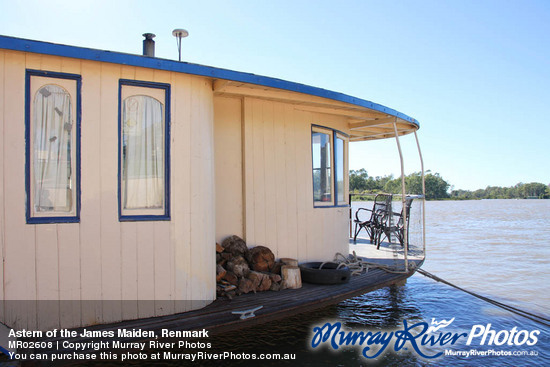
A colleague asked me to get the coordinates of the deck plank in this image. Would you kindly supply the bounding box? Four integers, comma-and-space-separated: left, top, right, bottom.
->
38, 260, 421, 353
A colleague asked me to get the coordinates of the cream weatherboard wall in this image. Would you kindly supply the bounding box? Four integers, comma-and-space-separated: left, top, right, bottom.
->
0, 47, 352, 332
213, 96, 244, 242
0, 50, 216, 331
213, 95, 350, 262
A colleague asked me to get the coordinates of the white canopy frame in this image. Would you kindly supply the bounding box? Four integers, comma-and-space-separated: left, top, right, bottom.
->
392, 118, 426, 273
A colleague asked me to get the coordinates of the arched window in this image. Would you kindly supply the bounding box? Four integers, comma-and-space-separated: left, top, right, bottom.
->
26, 70, 81, 223
119, 80, 170, 220
33, 85, 74, 213
121, 95, 164, 211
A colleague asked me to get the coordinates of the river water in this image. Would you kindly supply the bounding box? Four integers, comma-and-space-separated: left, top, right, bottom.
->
201, 199, 549, 366
32, 200, 548, 366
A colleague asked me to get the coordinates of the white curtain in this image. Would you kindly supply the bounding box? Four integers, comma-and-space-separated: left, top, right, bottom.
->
122, 95, 164, 210
33, 85, 73, 213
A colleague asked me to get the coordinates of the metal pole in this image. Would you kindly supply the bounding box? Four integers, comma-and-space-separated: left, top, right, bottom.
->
349, 193, 352, 238
414, 131, 426, 259
393, 119, 408, 273
172, 29, 189, 62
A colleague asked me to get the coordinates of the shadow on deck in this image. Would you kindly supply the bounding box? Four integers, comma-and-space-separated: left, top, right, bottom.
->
41, 250, 423, 352
50, 269, 420, 352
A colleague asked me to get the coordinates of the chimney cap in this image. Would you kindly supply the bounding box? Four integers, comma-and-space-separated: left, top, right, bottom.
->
142, 33, 156, 57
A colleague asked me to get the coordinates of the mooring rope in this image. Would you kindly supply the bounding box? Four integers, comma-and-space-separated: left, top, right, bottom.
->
333, 252, 367, 275
333, 252, 415, 275
417, 268, 550, 328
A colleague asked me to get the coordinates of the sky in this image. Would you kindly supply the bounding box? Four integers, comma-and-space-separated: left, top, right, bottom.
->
1, 0, 549, 190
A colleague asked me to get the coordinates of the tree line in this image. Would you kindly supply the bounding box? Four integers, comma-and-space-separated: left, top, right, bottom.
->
349, 168, 550, 200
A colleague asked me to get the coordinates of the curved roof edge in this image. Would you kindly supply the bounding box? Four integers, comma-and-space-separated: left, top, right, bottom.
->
0, 35, 418, 128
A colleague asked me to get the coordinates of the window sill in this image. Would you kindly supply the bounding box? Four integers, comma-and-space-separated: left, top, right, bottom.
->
27, 216, 80, 224
119, 215, 171, 222
313, 204, 350, 209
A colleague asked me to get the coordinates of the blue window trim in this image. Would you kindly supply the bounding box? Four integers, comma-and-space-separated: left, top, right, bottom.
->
25, 69, 82, 224
118, 79, 171, 222
334, 131, 349, 207
311, 125, 349, 209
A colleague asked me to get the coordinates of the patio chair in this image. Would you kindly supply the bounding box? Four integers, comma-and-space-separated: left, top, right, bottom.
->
353, 193, 393, 243
375, 196, 414, 250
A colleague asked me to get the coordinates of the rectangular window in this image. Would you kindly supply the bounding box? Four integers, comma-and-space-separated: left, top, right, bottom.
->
311, 126, 348, 207
25, 70, 81, 224
312, 127, 333, 206
119, 80, 170, 221
335, 133, 347, 205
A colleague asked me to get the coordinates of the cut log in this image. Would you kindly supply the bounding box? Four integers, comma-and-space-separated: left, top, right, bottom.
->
216, 243, 224, 253
271, 261, 283, 275
247, 271, 262, 290
238, 278, 255, 294
221, 252, 232, 261
281, 265, 302, 289
280, 258, 298, 266
221, 235, 248, 257
226, 256, 250, 278
247, 246, 275, 272
247, 271, 272, 292
266, 273, 282, 283
216, 264, 227, 282
223, 271, 239, 286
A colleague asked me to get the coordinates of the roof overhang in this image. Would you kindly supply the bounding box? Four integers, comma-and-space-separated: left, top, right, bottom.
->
213, 80, 418, 141
0, 35, 419, 141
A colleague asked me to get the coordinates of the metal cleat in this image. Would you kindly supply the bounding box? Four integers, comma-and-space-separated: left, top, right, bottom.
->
231, 306, 263, 320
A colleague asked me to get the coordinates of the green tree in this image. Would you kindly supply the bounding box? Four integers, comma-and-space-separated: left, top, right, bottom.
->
383, 177, 402, 194
380, 172, 450, 199
349, 169, 548, 200
349, 169, 368, 192
523, 182, 549, 198
450, 189, 473, 200
405, 172, 424, 195
423, 172, 450, 199
449, 181, 549, 200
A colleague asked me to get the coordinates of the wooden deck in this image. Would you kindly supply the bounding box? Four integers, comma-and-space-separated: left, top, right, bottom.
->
38, 257, 422, 354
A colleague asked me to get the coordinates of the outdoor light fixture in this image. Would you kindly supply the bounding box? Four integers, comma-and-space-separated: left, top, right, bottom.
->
172, 28, 189, 62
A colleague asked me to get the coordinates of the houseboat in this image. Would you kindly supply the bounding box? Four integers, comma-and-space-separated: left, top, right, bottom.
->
0, 34, 425, 336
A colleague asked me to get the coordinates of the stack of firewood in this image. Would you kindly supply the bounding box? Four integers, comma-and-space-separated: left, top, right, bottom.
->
216, 235, 290, 299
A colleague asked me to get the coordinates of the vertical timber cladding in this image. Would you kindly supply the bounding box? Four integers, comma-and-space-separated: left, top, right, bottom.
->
242, 97, 349, 262
213, 96, 244, 243
2, 50, 39, 330
0, 50, 4, 326
0, 51, 216, 330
